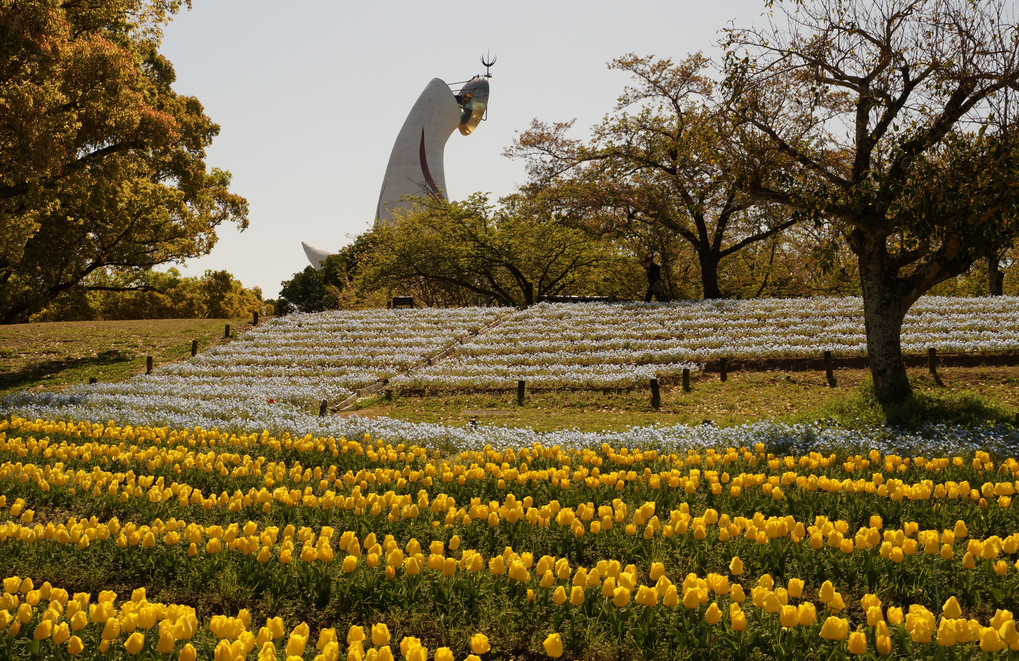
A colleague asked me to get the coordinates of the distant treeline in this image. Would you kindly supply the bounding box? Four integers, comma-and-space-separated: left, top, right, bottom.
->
32, 269, 266, 322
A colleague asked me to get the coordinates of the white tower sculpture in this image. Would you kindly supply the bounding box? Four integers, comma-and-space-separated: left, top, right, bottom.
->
302, 58, 493, 268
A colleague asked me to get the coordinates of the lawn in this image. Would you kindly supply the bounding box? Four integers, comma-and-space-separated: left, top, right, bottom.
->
0, 318, 250, 395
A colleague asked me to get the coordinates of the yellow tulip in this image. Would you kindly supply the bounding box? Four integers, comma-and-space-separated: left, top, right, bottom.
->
552, 586, 567, 605
787, 578, 804, 598
67, 635, 85, 655
33, 619, 53, 640
542, 633, 563, 658
819, 616, 848, 641
101, 618, 121, 641
818, 581, 834, 604
797, 602, 817, 627
470, 633, 490, 654
286, 633, 307, 657
435, 647, 454, 661
779, 605, 798, 628
943, 596, 962, 620
371, 623, 390, 647
980, 627, 1004, 653
180, 643, 197, 661
875, 634, 892, 655
125, 632, 145, 655
53, 622, 70, 645
570, 586, 585, 606
731, 608, 747, 631
347, 626, 365, 645
342, 556, 358, 573
728, 556, 743, 575
705, 602, 722, 625
268, 617, 285, 640
936, 619, 958, 647
317, 628, 337, 651
612, 587, 631, 608
848, 631, 866, 655
508, 561, 529, 583
156, 629, 176, 653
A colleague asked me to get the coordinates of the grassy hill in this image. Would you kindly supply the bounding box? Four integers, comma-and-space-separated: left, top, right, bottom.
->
0, 318, 248, 395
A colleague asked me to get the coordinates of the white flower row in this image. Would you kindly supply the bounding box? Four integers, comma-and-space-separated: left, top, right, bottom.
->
5, 296, 1019, 436
6, 389, 1019, 460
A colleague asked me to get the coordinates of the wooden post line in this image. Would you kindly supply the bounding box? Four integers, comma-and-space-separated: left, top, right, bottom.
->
719, 357, 728, 383
650, 378, 661, 410
517, 380, 526, 406
823, 350, 837, 388
928, 347, 944, 387
191, 340, 199, 357
146, 356, 153, 375
682, 368, 691, 393
224, 324, 231, 339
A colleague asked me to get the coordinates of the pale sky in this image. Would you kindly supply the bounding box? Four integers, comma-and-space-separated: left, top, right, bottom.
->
160, 0, 767, 298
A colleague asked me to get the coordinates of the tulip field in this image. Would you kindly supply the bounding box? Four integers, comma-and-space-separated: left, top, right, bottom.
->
3, 412, 1019, 660
5, 298, 1019, 659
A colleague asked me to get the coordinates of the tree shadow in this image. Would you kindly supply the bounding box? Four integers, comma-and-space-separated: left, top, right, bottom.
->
0, 349, 134, 390
815, 378, 1016, 429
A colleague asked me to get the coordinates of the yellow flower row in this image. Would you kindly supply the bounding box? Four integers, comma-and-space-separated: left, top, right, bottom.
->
0, 574, 496, 661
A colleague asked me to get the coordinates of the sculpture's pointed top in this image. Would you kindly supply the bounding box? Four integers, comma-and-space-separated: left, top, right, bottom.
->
481, 51, 496, 78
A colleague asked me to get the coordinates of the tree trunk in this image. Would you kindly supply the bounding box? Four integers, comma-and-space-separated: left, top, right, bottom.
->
522, 281, 535, 307
698, 250, 723, 299
988, 254, 1004, 296
856, 232, 912, 405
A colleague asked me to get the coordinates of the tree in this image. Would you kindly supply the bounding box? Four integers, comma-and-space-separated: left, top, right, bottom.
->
277, 234, 380, 313
0, 0, 248, 323
724, 0, 1019, 404
363, 193, 610, 307
509, 54, 798, 299
32, 268, 263, 320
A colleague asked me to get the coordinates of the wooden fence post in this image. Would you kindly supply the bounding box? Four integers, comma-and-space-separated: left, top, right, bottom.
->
253, 311, 259, 326
928, 347, 944, 387
224, 324, 231, 339
650, 378, 661, 409
191, 339, 199, 357
682, 368, 691, 393
89, 377, 98, 384
824, 350, 837, 388
517, 380, 526, 406
146, 356, 153, 375
720, 356, 728, 383
384, 389, 393, 402
319, 400, 328, 416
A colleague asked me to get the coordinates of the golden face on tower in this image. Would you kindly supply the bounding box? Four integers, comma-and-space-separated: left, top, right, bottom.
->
456, 76, 489, 136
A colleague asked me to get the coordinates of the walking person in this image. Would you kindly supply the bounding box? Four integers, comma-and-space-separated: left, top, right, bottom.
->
643, 257, 668, 302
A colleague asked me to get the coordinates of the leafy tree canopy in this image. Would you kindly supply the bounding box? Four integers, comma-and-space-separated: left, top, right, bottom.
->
0, 0, 248, 323
363, 193, 612, 308
724, 0, 1019, 403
